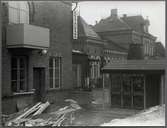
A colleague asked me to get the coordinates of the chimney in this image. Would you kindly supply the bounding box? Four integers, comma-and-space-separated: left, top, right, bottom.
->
127, 43, 144, 60
111, 9, 117, 18
144, 16, 150, 33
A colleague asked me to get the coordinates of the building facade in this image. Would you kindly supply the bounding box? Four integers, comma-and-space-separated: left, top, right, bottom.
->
94, 9, 165, 109
94, 9, 157, 60
2, 1, 73, 114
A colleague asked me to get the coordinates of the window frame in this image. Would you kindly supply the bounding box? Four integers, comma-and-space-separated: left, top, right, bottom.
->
49, 57, 62, 89
8, 1, 29, 24
11, 56, 28, 93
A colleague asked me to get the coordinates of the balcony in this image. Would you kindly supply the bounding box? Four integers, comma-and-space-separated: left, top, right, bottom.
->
7, 24, 49, 49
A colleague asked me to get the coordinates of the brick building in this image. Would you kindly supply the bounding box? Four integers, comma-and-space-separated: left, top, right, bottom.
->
93, 9, 165, 109
1, 1, 73, 114
72, 16, 105, 89
94, 9, 158, 60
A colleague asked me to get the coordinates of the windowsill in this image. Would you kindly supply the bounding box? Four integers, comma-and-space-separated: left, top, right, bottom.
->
13, 91, 34, 96
47, 88, 62, 92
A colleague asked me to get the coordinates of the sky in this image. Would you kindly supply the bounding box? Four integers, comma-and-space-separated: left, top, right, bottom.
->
77, 1, 165, 46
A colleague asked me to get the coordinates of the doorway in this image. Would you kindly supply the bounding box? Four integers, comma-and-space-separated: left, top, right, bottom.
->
33, 68, 46, 102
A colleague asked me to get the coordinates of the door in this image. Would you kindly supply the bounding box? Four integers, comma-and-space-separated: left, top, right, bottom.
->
111, 73, 145, 109
122, 74, 132, 108
110, 74, 122, 107
33, 68, 46, 102
132, 74, 144, 109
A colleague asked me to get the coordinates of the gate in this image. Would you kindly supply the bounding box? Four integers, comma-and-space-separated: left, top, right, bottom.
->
111, 73, 145, 109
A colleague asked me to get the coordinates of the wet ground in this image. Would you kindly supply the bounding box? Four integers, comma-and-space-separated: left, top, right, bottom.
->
72, 104, 139, 126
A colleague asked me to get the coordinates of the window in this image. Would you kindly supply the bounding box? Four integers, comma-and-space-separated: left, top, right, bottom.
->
90, 61, 100, 79
8, 1, 29, 24
49, 57, 62, 89
11, 56, 27, 93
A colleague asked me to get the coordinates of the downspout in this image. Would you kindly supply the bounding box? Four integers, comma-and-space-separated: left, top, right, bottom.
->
0, 1, 2, 126
72, 2, 78, 12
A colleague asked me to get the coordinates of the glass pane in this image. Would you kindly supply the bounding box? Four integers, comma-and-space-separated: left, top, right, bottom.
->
12, 81, 17, 92
49, 58, 53, 67
9, 7, 19, 23
111, 74, 121, 92
20, 80, 25, 91
133, 96, 144, 109
20, 69, 25, 79
49, 69, 53, 78
20, 58, 25, 68
19, 1, 29, 10
133, 76, 144, 93
111, 94, 121, 106
12, 58, 17, 69
55, 69, 59, 77
55, 79, 59, 88
20, 11, 28, 24
49, 78, 53, 88
12, 70, 17, 80
122, 75, 131, 93
123, 95, 132, 108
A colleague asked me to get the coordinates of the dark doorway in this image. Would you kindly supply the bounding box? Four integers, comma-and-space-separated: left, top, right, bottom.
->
33, 68, 46, 102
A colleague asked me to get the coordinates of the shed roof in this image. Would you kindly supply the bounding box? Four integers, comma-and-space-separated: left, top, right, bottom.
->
102, 59, 166, 71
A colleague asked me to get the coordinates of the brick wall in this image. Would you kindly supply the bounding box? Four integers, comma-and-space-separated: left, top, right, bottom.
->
32, 1, 73, 89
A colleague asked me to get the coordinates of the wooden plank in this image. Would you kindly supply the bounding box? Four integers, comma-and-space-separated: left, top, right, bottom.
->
33, 101, 50, 116
14, 102, 41, 121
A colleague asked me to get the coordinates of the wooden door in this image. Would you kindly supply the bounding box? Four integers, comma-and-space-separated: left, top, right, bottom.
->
122, 74, 132, 108
110, 74, 122, 107
33, 68, 46, 102
132, 74, 144, 109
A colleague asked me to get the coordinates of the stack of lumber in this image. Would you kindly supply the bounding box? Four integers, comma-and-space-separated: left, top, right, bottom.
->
5, 99, 81, 126
6, 101, 50, 126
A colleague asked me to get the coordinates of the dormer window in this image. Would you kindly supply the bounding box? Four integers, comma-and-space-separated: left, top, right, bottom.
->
8, 1, 29, 24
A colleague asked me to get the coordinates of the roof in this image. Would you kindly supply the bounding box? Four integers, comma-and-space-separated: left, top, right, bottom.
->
121, 15, 145, 33
105, 40, 128, 53
102, 59, 166, 71
78, 16, 101, 40
94, 16, 131, 33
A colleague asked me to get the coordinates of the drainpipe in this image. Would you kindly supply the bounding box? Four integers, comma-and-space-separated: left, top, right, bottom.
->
0, 1, 2, 126
102, 73, 105, 110
72, 1, 78, 11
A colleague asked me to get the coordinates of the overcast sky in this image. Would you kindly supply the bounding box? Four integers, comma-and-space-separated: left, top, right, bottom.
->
77, 1, 165, 46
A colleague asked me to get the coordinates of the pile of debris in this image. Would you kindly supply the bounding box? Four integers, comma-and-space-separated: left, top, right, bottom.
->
5, 99, 81, 126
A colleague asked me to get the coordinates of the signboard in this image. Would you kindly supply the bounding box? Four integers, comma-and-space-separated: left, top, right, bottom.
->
73, 10, 78, 39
